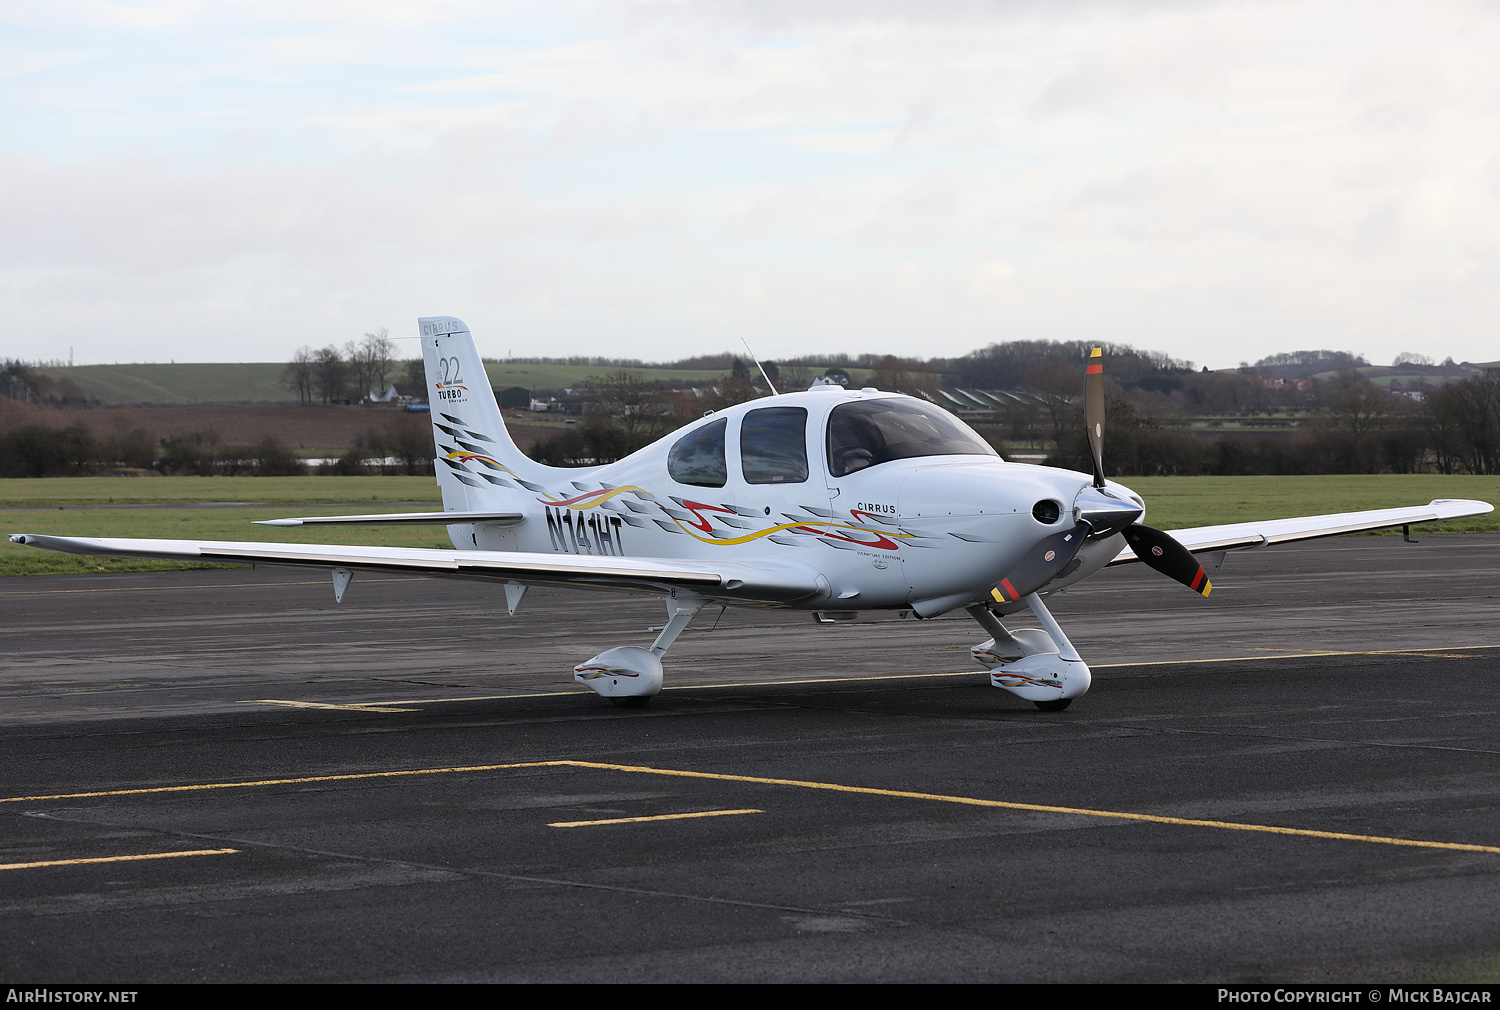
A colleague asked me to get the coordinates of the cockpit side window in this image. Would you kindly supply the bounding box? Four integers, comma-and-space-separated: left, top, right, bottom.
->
741, 406, 808, 485
827, 399, 997, 477
668, 417, 727, 487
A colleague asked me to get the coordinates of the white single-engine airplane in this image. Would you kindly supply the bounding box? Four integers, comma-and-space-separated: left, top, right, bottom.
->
11, 317, 1493, 710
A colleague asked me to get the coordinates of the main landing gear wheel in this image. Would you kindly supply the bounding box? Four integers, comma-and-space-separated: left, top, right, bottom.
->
609, 696, 651, 709
1034, 699, 1072, 712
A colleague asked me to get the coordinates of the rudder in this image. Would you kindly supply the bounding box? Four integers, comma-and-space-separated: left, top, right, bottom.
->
418, 316, 547, 512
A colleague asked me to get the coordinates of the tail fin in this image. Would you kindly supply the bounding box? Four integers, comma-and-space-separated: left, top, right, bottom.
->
418, 316, 551, 512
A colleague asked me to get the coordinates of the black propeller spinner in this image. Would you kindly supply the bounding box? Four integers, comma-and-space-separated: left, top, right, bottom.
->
989, 346, 1211, 605
1083, 346, 1211, 597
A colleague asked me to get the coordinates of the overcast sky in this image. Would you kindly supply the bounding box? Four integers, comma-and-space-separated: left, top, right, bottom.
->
3, 1, 1498, 370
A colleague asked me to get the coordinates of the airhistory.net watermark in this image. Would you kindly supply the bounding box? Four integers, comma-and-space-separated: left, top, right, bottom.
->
5, 993, 138, 1004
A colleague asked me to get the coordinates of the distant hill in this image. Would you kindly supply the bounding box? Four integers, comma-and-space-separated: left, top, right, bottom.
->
33, 362, 297, 406
33, 348, 1486, 407
478, 362, 754, 395
1312, 363, 1487, 387
29, 360, 813, 406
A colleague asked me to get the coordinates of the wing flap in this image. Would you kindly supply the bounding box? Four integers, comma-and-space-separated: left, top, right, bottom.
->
256, 510, 524, 527
1107, 498, 1493, 565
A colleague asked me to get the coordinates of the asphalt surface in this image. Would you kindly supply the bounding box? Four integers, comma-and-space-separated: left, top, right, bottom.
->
1, 534, 1498, 982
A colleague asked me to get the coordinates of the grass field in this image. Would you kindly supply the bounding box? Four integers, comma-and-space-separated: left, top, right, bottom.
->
0, 476, 441, 506
1126, 474, 1500, 532
0, 477, 448, 575
1, 473, 1494, 577
482, 362, 875, 392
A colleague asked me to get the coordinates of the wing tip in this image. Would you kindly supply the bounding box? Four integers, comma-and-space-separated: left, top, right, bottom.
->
1428, 498, 1495, 515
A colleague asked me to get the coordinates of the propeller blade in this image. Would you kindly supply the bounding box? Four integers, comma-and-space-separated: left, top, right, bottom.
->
1123, 523, 1212, 596
1085, 346, 1105, 488
990, 524, 1089, 604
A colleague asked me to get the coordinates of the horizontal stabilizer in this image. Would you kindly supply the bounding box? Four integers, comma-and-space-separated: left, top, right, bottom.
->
256, 511, 525, 528
1109, 499, 1494, 565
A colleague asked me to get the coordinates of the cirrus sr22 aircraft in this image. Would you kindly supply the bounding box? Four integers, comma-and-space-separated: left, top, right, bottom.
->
11, 317, 1493, 710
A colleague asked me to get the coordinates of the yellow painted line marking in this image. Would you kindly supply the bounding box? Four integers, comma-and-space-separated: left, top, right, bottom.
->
242, 672, 978, 710
1247, 542, 1500, 554
1244, 648, 1480, 660
6, 760, 1498, 857
570, 760, 1500, 856
246, 692, 589, 707
0, 848, 238, 871
251, 699, 419, 713
549, 808, 763, 828
0, 762, 558, 804
1091, 646, 1495, 669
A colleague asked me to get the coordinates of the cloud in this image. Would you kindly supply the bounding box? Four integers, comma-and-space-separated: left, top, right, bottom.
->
2, 0, 1500, 368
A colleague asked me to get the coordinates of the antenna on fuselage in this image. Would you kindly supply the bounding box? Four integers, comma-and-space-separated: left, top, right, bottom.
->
739, 337, 779, 396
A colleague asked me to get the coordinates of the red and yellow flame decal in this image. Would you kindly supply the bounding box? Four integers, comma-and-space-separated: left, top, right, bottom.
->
539, 486, 653, 510
991, 672, 1063, 689
447, 451, 513, 473
528, 477, 909, 550
659, 513, 908, 549
677, 500, 736, 532
574, 664, 639, 680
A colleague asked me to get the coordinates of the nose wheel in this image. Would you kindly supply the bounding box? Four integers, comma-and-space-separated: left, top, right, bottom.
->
965, 597, 1092, 709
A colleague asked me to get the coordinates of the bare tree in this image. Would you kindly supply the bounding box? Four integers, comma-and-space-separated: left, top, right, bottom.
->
699, 374, 765, 413
1394, 351, 1435, 367
872, 354, 941, 399
282, 346, 315, 404
1022, 362, 1083, 450
346, 329, 396, 398
582, 370, 686, 452
314, 345, 345, 404
1305, 372, 1393, 472
1428, 370, 1500, 474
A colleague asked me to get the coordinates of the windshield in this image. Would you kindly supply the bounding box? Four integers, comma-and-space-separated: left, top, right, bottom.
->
826, 399, 997, 477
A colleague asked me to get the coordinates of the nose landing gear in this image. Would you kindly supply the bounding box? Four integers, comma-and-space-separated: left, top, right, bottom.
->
965, 594, 1092, 710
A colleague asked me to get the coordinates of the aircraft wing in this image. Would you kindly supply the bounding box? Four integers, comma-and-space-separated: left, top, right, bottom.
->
6, 534, 823, 604
1107, 498, 1494, 565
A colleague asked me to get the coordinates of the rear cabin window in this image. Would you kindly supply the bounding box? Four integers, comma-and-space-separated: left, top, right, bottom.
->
826, 399, 997, 477
668, 418, 727, 487
740, 406, 809, 485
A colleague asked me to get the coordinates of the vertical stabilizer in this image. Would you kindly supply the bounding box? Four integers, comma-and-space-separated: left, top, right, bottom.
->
418, 316, 547, 512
